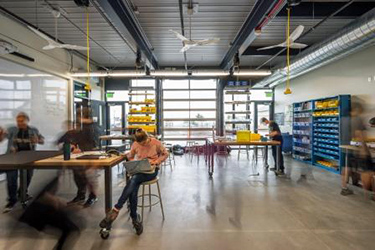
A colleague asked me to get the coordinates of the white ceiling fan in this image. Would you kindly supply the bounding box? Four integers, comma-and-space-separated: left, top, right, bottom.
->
29, 3, 88, 51
170, 30, 220, 53
257, 25, 308, 51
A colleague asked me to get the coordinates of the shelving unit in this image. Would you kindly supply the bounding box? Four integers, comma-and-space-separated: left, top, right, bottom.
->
292, 101, 313, 163
127, 84, 157, 135
292, 95, 350, 174
224, 84, 251, 134
312, 95, 350, 173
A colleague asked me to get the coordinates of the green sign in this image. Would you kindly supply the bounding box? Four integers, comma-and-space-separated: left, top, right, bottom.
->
106, 92, 114, 98
265, 92, 273, 98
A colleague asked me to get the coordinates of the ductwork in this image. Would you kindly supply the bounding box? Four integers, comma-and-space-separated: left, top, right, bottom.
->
255, 7, 375, 87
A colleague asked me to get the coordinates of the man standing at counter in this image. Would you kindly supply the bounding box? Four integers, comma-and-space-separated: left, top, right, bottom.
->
261, 117, 285, 175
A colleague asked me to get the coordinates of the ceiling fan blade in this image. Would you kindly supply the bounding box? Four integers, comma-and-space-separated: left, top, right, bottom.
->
60, 44, 89, 50
28, 26, 55, 43
180, 45, 191, 53
170, 29, 189, 41
204, 38, 220, 45
290, 42, 308, 49
42, 45, 57, 50
257, 44, 283, 51
289, 25, 304, 42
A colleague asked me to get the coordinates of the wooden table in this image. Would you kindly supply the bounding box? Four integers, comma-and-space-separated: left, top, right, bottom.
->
205, 140, 281, 177
0, 151, 126, 212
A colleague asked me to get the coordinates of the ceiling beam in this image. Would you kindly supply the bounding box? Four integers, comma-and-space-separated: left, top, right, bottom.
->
277, 2, 375, 17
94, 0, 158, 69
220, 0, 279, 70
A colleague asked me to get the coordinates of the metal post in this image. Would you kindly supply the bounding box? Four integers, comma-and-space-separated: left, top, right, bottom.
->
276, 145, 280, 172
155, 78, 163, 136
19, 169, 27, 206
216, 79, 225, 136
104, 167, 112, 212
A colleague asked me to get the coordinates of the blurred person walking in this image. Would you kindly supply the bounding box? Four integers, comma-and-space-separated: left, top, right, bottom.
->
341, 101, 375, 198
0, 112, 44, 213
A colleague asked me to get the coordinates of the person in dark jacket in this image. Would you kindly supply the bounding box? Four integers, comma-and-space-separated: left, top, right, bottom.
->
0, 112, 44, 213
58, 108, 100, 207
261, 117, 285, 175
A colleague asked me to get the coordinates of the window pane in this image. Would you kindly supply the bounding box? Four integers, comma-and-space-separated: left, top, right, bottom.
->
163, 91, 188, 99
131, 79, 155, 87
251, 89, 272, 100
163, 111, 189, 119
190, 90, 216, 99
163, 79, 188, 89
190, 79, 216, 89
163, 101, 189, 109
190, 101, 216, 109
190, 111, 215, 119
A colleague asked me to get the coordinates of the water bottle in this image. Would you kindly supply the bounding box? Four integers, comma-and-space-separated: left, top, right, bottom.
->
63, 142, 71, 160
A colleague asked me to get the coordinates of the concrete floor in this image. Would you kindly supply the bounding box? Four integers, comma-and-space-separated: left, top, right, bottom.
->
0, 152, 374, 250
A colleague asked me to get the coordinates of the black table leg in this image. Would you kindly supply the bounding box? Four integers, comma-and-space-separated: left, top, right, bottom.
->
104, 168, 112, 213
276, 145, 281, 172
19, 169, 27, 208
265, 145, 269, 168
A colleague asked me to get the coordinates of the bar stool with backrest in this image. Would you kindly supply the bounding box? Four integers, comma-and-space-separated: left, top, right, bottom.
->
137, 176, 165, 222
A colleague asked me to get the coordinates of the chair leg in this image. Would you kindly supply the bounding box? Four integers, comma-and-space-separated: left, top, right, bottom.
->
156, 181, 165, 220
149, 184, 152, 211
141, 185, 145, 222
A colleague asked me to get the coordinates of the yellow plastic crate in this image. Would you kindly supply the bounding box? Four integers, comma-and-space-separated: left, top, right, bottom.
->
250, 133, 261, 141
237, 130, 251, 142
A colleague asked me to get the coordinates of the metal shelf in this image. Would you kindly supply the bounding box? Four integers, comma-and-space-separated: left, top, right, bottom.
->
128, 122, 156, 125
225, 111, 251, 114
128, 112, 156, 115
129, 102, 155, 105
225, 121, 251, 124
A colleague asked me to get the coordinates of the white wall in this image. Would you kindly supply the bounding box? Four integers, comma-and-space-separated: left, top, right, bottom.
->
0, 13, 103, 102
274, 45, 375, 136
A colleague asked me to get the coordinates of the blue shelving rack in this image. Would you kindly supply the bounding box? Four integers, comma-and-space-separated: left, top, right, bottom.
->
312, 95, 351, 174
292, 101, 313, 164
292, 95, 351, 174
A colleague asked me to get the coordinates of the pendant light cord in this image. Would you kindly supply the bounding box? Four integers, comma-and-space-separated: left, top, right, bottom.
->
86, 7, 91, 92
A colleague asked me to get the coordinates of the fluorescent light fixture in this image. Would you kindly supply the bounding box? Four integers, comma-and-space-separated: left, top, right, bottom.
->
233, 70, 272, 76
0, 73, 25, 77
150, 70, 188, 77
191, 70, 229, 76
27, 74, 53, 77
70, 71, 145, 77
70, 71, 108, 77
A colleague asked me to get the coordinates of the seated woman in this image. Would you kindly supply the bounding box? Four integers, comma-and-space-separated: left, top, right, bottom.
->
100, 129, 168, 235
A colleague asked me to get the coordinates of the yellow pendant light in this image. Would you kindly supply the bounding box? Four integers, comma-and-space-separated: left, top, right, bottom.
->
84, 7, 91, 92
284, 7, 292, 95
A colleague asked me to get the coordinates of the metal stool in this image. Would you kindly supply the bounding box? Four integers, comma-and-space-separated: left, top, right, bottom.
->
138, 177, 165, 222
238, 145, 250, 160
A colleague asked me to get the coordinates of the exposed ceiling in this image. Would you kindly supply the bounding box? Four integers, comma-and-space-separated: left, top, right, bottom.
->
1, 0, 375, 70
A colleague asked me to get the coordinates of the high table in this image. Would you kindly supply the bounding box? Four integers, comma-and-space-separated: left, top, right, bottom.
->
0, 151, 126, 212
205, 140, 281, 177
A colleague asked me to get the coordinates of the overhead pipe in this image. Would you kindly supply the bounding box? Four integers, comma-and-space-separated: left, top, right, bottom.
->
255, 7, 375, 87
